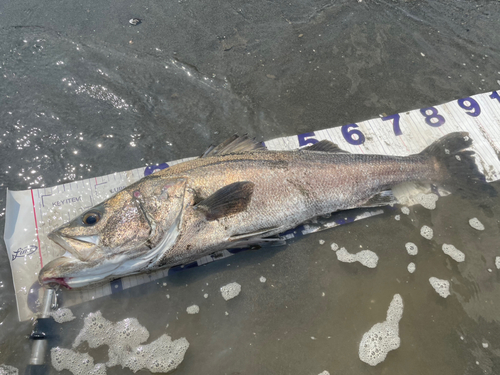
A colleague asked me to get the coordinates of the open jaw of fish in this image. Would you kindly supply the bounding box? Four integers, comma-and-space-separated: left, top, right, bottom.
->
38, 133, 496, 288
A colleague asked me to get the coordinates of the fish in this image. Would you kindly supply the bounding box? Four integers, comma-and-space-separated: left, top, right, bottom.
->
39, 132, 495, 288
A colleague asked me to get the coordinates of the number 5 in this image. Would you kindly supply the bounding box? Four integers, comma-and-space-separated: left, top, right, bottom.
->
298, 132, 319, 147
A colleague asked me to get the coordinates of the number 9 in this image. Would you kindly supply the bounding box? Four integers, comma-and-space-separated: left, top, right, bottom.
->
457, 97, 481, 117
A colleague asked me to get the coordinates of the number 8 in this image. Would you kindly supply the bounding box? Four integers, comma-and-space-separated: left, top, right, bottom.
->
420, 107, 445, 127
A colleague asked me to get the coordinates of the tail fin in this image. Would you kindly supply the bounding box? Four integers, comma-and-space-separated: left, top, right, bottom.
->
420, 132, 497, 198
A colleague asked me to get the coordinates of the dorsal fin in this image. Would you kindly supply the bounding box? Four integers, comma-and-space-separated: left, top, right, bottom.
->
201, 134, 266, 158
301, 140, 350, 153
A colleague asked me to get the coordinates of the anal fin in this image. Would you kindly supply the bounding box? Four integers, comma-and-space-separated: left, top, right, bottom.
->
362, 190, 398, 207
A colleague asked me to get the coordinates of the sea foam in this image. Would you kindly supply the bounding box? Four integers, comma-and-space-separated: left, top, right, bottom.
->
442, 244, 465, 262
359, 294, 404, 366
469, 218, 485, 231
420, 225, 433, 240
220, 282, 242, 301
49, 308, 76, 323
51, 311, 189, 374
336, 247, 378, 268
429, 277, 450, 298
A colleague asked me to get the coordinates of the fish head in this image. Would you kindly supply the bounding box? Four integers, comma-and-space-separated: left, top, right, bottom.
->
39, 177, 188, 288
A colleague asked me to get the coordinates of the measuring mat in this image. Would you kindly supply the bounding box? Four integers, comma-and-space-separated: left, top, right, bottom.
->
4, 91, 500, 321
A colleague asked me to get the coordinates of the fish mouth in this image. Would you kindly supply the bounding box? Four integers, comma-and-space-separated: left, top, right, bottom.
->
38, 248, 162, 289
38, 255, 82, 289
38, 253, 120, 289
48, 231, 100, 261
44, 230, 143, 288
40, 231, 105, 288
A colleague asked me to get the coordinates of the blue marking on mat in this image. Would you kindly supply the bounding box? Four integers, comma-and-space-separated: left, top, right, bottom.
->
279, 224, 306, 237
144, 162, 169, 176
110, 278, 123, 293
169, 261, 198, 274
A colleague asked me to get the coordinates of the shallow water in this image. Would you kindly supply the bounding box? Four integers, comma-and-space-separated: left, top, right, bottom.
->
1, 0, 500, 373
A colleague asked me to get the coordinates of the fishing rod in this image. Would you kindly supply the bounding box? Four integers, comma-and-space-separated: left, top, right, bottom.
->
25, 287, 58, 375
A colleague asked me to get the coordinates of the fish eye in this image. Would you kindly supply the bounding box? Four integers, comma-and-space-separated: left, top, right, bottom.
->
82, 212, 101, 226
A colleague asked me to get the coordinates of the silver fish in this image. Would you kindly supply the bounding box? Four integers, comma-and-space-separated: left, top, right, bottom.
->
39, 132, 494, 288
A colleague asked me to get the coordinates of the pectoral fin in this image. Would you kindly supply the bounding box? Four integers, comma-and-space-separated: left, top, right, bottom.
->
195, 181, 255, 221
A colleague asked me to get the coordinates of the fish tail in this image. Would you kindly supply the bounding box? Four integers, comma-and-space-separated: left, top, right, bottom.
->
420, 132, 496, 198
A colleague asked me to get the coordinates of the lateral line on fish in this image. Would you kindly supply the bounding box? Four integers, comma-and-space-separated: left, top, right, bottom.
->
193, 157, 289, 171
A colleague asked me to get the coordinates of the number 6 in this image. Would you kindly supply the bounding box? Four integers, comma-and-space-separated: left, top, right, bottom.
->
342, 124, 365, 145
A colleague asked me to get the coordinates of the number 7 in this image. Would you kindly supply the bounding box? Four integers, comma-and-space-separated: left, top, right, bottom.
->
382, 113, 402, 136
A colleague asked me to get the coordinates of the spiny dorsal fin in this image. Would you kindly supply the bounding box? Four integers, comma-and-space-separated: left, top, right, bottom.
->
201, 134, 266, 158
194, 181, 255, 221
301, 140, 350, 153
